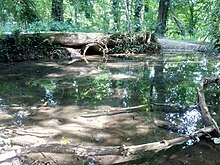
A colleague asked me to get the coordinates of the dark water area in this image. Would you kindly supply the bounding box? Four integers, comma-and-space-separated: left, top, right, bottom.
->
0, 54, 219, 164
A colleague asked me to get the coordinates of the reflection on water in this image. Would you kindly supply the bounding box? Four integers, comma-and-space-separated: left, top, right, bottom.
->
44, 86, 60, 106
11, 111, 26, 126
165, 105, 202, 135
0, 54, 220, 121
0, 54, 219, 123
0, 54, 219, 163
0, 56, 219, 111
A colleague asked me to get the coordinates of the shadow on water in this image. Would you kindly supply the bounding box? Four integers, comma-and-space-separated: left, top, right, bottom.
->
0, 54, 219, 164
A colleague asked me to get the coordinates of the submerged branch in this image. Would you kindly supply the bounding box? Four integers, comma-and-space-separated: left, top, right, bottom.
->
81, 104, 146, 118
0, 126, 215, 164
198, 77, 220, 134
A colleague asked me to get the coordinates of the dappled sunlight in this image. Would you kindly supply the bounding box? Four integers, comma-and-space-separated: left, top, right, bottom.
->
165, 106, 202, 135
32, 105, 155, 146
0, 0, 219, 163
0, 53, 219, 164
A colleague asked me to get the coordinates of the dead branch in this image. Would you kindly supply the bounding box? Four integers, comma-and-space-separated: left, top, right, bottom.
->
0, 126, 215, 163
198, 77, 220, 134
127, 125, 215, 153
81, 104, 145, 118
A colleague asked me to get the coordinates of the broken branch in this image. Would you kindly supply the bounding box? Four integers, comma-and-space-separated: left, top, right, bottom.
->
198, 77, 220, 134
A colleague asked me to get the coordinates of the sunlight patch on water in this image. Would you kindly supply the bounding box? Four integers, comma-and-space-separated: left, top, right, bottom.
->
179, 108, 202, 134
166, 106, 202, 135
0, 97, 8, 110
122, 86, 130, 107
44, 88, 60, 106
11, 111, 26, 126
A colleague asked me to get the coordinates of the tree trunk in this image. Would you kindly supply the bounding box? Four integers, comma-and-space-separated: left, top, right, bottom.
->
134, 0, 143, 32
74, 5, 78, 26
124, 0, 132, 34
187, 0, 196, 36
155, 0, 170, 37
154, 55, 166, 103
84, 0, 93, 19
112, 0, 121, 32
51, 0, 64, 22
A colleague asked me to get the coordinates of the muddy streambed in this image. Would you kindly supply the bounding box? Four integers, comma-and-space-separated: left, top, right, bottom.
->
0, 54, 219, 164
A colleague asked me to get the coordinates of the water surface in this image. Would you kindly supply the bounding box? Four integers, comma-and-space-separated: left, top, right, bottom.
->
0, 54, 219, 164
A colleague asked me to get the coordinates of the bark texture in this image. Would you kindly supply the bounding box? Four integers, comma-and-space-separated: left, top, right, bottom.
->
155, 0, 170, 37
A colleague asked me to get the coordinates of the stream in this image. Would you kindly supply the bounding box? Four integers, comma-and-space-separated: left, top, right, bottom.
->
0, 53, 219, 164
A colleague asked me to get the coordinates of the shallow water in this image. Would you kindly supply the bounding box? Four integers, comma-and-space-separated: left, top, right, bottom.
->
0, 54, 219, 164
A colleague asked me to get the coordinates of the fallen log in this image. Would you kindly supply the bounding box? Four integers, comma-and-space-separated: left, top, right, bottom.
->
48, 32, 110, 47
27, 127, 213, 156
198, 77, 220, 134
0, 125, 216, 164
0, 32, 160, 63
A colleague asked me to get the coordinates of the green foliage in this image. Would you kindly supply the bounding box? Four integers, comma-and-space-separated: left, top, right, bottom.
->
0, 22, 17, 33
0, 0, 219, 51
25, 21, 50, 32
163, 0, 219, 51
0, 0, 39, 24
209, 2, 220, 51
93, 72, 111, 101
25, 21, 78, 32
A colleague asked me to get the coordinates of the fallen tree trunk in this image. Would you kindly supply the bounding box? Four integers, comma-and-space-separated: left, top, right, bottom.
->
0, 32, 159, 63
27, 126, 215, 155
0, 125, 216, 164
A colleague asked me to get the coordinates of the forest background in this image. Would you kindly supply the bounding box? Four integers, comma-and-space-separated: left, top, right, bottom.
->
0, 0, 219, 52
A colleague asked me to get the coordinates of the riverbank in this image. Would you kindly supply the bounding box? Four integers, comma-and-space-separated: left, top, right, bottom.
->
0, 32, 213, 63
